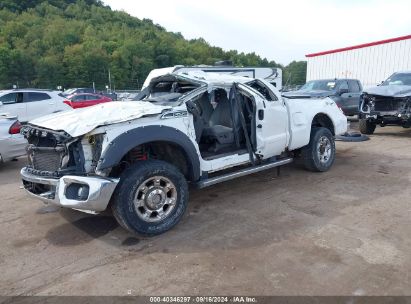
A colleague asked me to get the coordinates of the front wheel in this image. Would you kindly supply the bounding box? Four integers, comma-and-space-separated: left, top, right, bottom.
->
359, 119, 376, 134
112, 160, 188, 236
302, 127, 336, 172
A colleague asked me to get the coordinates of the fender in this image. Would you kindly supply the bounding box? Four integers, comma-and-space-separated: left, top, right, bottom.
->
97, 125, 201, 181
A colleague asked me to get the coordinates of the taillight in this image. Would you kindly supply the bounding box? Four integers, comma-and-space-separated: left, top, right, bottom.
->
9, 121, 22, 134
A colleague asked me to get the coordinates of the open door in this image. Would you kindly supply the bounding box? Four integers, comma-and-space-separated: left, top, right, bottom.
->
236, 82, 288, 159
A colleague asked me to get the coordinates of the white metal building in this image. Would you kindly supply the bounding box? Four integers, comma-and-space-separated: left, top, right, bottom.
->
306, 34, 411, 88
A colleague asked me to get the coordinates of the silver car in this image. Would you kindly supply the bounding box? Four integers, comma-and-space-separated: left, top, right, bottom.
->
0, 114, 27, 163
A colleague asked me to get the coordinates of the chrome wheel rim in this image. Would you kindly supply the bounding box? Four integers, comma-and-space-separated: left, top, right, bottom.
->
133, 176, 178, 223
317, 136, 332, 164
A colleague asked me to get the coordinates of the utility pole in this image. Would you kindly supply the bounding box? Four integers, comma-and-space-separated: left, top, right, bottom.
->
108, 69, 112, 92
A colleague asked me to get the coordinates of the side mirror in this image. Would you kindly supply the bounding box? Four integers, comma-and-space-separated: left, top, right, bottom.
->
338, 88, 349, 95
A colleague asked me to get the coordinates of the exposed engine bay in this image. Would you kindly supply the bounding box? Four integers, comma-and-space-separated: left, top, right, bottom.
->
360, 93, 411, 126
21, 125, 103, 177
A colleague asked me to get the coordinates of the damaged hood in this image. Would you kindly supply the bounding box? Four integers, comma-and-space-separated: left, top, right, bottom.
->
364, 85, 411, 97
29, 101, 171, 137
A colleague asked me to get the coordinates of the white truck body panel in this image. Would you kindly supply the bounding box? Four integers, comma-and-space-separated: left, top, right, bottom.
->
285, 97, 347, 150
236, 83, 289, 158
256, 79, 347, 151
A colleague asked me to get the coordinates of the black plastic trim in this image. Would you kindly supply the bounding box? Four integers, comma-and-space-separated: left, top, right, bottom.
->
97, 126, 201, 181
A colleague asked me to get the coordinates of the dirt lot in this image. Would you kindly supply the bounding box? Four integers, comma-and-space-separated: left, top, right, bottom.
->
1, 122, 411, 296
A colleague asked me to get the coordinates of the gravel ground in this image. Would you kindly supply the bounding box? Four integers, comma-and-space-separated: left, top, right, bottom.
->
1, 122, 411, 296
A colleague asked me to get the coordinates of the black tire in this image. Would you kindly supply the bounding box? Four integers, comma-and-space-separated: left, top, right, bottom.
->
335, 132, 369, 142
359, 119, 376, 135
302, 127, 335, 172
111, 160, 188, 236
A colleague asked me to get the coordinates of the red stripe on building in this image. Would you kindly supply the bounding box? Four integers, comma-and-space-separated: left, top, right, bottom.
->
306, 34, 411, 58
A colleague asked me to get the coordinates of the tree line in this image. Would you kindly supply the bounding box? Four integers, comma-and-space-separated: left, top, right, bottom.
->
0, 0, 306, 90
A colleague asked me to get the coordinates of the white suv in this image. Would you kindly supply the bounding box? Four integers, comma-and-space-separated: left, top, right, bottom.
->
0, 89, 71, 122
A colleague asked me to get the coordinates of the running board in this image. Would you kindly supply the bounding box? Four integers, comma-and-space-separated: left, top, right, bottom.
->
195, 157, 293, 189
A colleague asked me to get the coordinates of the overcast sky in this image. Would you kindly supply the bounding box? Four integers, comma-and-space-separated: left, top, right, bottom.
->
104, 0, 411, 65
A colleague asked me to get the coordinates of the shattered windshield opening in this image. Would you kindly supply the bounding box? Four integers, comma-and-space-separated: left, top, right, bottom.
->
136, 76, 202, 106
382, 73, 411, 86
145, 92, 183, 103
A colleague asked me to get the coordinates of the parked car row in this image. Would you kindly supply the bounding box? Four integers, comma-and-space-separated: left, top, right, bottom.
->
0, 89, 113, 122
0, 89, 115, 165
0, 89, 70, 123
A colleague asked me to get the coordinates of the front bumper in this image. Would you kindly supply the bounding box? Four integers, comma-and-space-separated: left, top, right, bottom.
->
360, 111, 411, 123
21, 167, 119, 213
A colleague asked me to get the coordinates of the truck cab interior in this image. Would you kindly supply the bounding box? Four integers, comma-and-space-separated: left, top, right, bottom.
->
137, 74, 260, 161
186, 86, 257, 160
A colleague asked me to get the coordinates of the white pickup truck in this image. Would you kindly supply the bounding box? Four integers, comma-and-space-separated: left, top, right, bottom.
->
21, 72, 347, 235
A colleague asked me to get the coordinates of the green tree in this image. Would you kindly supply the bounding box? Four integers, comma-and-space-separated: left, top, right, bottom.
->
283, 61, 307, 86
0, 0, 297, 90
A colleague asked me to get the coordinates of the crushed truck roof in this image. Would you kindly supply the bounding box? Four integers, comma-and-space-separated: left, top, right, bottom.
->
150, 71, 253, 87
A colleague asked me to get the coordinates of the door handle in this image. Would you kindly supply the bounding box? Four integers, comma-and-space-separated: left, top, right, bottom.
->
258, 109, 264, 120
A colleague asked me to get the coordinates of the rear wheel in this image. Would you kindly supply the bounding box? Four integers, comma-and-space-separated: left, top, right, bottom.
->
302, 127, 335, 172
112, 160, 188, 236
359, 119, 376, 134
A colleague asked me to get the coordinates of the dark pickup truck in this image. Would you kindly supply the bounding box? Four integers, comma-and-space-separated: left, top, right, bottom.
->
359, 71, 411, 134
283, 78, 362, 116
